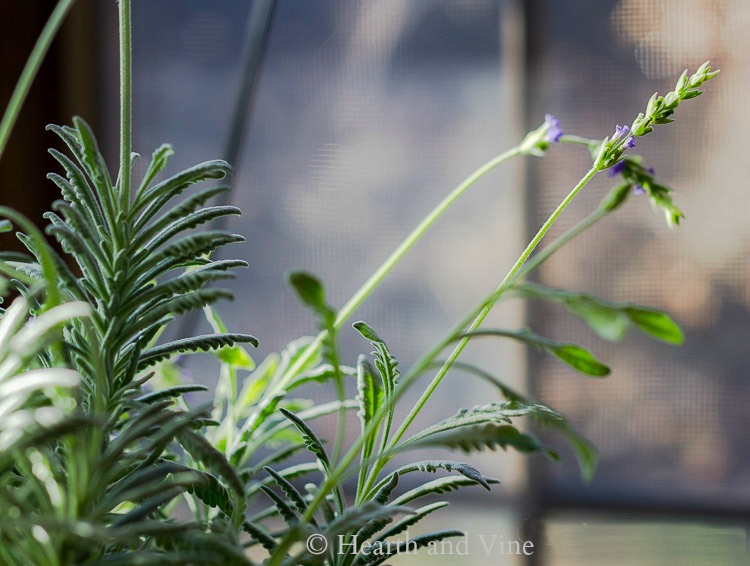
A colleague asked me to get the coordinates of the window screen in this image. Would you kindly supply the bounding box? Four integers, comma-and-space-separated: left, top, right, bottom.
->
124, 1, 748, 563
528, 0, 749, 513
129, 0, 533, 506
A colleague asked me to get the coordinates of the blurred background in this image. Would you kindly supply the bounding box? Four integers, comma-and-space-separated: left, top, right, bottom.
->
1, 1, 747, 564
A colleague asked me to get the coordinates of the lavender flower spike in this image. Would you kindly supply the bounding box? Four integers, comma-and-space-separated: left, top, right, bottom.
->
544, 114, 564, 143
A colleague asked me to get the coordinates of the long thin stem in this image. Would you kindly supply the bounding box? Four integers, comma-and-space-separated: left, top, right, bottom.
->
240, 146, 523, 454
560, 134, 599, 148
294, 165, 600, 533
513, 206, 606, 281
119, 0, 132, 212
334, 147, 523, 330
359, 171, 601, 495
0, 0, 76, 163
386, 165, 599, 450
359, 200, 610, 496
301, 148, 521, 374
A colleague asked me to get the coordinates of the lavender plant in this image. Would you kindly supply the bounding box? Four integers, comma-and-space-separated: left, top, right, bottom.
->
0, 1, 718, 564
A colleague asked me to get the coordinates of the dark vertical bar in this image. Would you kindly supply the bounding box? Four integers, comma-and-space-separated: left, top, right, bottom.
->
175, 0, 278, 339
520, 1, 547, 565
0, 0, 100, 254
221, 0, 278, 182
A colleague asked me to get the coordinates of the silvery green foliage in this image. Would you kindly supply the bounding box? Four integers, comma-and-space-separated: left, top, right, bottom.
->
0, 119, 258, 564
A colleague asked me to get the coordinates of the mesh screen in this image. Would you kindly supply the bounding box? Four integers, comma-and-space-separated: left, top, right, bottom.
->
130, 0, 529, 490
128, 0, 748, 535
530, 0, 749, 508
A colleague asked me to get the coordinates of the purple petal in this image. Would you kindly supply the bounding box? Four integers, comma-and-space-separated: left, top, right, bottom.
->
608, 160, 627, 177
544, 114, 564, 143
613, 124, 631, 143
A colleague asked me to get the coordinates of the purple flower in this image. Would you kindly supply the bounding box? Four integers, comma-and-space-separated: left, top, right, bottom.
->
612, 124, 635, 148
544, 114, 564, 143
634, 185, 646, 195
608, 160, 627, 177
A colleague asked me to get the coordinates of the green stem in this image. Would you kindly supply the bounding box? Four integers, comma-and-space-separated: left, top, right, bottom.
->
0, 0, 76, 163
560, 134, 599, 147
513, 207, 606, 282
295, 165, 601, 533
240, 146, 523, 454
333, 147, 522, 330
386, 165, 599, 449
304, 147, 521, 376
119, 0, 132, 211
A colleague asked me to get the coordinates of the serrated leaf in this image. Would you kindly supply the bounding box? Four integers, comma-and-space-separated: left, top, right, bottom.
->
177, 429, 245, 507
327, 502, 414, 539
353, 321, 400, 452
278, 408, 331, 471
392, 476, 499, 506
243, 519, 278, 552
138, 333, 258, 369
151, 231, 245, 265
245, 462, 320, 500
263, 466, 311, 520
133, 385, 209, 404
137, 143, 175, 195
356, 356, 383, 461
136, 186, 230, 247
403, 423, 559, 460
432, 360, 598, 481
372, 460, 491, 492
132, 159, 232, 228
372, 472, 399, 505
259, 485, 300, 527
145, 206, 242, 253
133, 289, 235, 337
400, 401, 561, 452
277, 407, 345, 514
353, 322, 399, 394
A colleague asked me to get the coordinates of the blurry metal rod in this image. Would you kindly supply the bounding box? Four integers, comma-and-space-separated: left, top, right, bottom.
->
221, 0, 278, 181
177, 0, 277, 340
